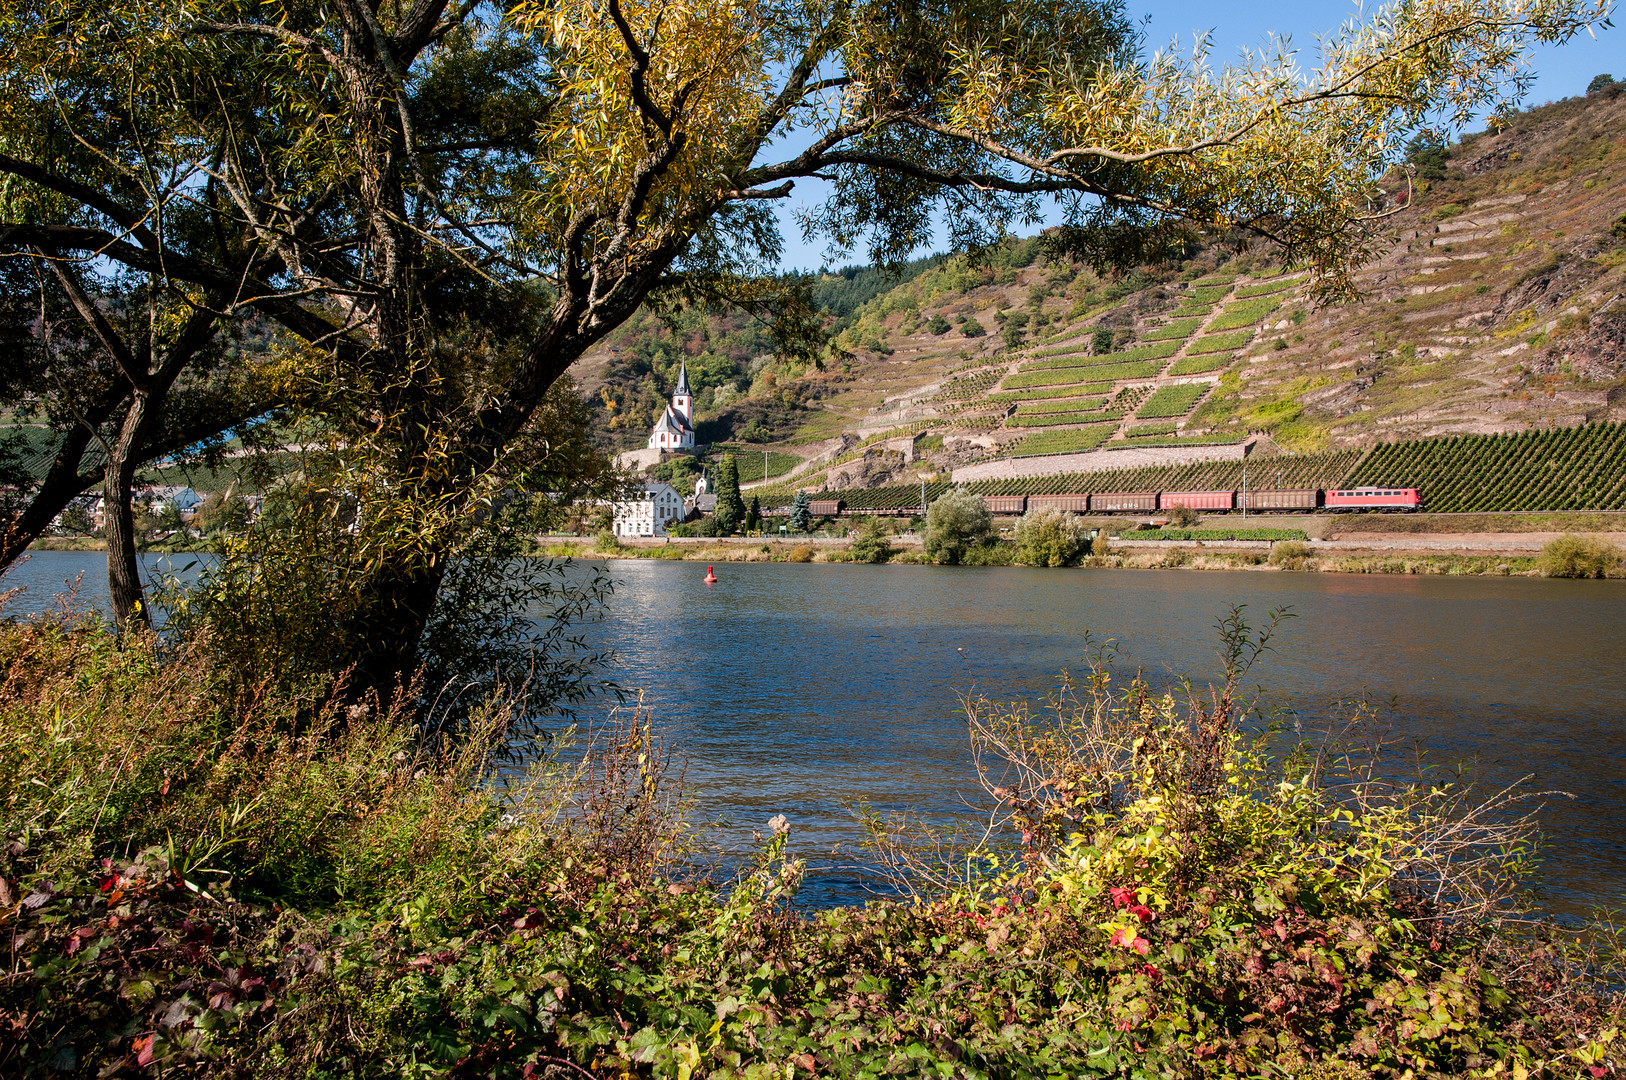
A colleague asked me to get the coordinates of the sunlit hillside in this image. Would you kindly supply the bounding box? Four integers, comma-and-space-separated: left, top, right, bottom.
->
575, 83, 1626, 494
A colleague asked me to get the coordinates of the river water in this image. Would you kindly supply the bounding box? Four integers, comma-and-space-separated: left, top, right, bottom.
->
7, 551, 1625, 914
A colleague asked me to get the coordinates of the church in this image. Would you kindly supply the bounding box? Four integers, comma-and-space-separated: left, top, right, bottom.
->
646, 361, 695, 450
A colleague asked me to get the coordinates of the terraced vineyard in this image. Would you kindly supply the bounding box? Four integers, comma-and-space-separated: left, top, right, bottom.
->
1137, 384, 1210, 419
1347, 421, 1626, 512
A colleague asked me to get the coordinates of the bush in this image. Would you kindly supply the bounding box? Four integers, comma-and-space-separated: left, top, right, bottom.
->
847, 516, 895, 563
1091, 324, 1114, 354
924, 488, 993, 564
1, 611, 1622, 1078
1539, 533, 1621, 578
1166, 503, 1200, 528
787, 543, 815, 562
926, 312, 951, 334
960, 316, 986, 337
1269, 538, 1315, 568
1013, 505, 1090, 566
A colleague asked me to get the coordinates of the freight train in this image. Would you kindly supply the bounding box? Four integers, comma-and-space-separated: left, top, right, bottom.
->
793, 487, 1421, 517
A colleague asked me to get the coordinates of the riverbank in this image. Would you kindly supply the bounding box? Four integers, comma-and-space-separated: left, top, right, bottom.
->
543, 532, 1625, 577
4, 611, 1620, 1077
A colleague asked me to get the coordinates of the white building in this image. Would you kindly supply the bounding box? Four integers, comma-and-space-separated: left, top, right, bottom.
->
646, 361, 695, 450
612, 481, 686, 538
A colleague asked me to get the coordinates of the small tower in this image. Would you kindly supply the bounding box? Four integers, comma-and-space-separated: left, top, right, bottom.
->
672, 360, 692, 428
694, 470, 709, 497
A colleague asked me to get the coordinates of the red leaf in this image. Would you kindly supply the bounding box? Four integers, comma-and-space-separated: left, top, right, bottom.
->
1110, 886, 1134, 909
133, 1034, 155, 1067
1131, 937, 1150, 956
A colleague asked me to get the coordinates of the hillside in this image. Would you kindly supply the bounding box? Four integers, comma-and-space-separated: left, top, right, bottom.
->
577, 83, 1626, 498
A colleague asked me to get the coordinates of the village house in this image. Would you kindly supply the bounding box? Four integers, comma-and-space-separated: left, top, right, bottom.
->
611, 481, 686, 538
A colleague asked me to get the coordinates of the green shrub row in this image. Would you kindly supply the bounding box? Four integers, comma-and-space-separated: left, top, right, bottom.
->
1011, 423, 1120, 456
1167, 353, 1237, 376
1027, 340, 1181, 369
991, 385, 1116, 402
1125, 421, 1179, 436
1005, 361, 1160, 388
1007, 409, 1124, 428
1014, 395, 1111, 415
1129, 527, 1310, 540
1208, 296, 1283, 331
1141, 317, 1203, 341
1234, 277, 1303, 298
1187, 328, 1256, 354
1136, 383, 1210, 418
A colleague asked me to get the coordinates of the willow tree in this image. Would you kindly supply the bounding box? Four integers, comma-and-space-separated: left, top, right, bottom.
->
0, 0, 1609, 686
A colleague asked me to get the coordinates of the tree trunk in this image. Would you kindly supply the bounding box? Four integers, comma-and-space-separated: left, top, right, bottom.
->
103, 395, 151, 633
343, 558, 449, 704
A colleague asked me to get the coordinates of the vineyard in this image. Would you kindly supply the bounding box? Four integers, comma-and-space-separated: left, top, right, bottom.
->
1346, 421, 1626, 511
1187, 329, 1254, 355
1010, 423, 1121, 454
1207, 296, 1283, 332
1167, 354, 1236, 376
1136, 384, 1210, 419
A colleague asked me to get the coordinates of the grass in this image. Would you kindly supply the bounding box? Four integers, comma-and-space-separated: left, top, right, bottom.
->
1011, 423, 1120, 456
1136, 383, 1210, 418
1207, 296, 1283, 331
1125, 422, 1179, 436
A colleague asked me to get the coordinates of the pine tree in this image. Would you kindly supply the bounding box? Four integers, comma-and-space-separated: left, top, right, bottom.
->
714, 453, 745, 534
790, 491, 812, 532
744, 495, 761, 533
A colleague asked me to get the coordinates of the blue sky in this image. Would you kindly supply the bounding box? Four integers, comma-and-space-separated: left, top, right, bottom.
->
769, 0, 1624, 271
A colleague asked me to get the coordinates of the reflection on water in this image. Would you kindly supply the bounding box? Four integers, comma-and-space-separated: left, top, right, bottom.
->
582, 561, 1626, 913
6, 551, 1623, 913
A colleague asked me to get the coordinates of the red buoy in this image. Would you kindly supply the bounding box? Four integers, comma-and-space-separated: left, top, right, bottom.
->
704, 565, 717, 583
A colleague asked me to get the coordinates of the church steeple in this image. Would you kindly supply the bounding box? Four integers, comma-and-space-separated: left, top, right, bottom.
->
672, 361, 692, 428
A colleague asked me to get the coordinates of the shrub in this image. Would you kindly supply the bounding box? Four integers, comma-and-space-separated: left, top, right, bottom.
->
1166, 502, 1200, 528
1539, 533, 1621, 578
927, 312, 951, 334
961, 316, 986, 337
1091, 324, 1114, 354
2, 612, 1621, 1077
1013, 505, 1090, 566
787, 543, 815, 562
847, 517, 895, 563
1270, 538, 1315, 568
924, 488, 993, 564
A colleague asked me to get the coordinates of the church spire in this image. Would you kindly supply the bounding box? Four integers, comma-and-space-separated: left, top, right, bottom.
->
675, 360, 689, 396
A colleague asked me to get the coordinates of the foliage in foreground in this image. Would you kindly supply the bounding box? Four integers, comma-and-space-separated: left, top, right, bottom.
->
0, 610, 1622, 1078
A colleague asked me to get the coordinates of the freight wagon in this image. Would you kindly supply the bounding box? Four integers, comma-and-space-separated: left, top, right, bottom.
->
1159, 490, 1234, 512
1324, 487, 1422, 511
1238, 488, 1319, 511
807, 499, 844, 517
1090, 492, 1159, 513
1027, 494, 1090, 513
982, 495, 1028, 514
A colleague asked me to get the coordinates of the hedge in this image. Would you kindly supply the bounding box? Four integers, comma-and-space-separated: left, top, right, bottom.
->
1128, 527, 1310, 541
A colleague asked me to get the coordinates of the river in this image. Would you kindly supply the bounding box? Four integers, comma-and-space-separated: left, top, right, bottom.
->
6, 551, 1625, 914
